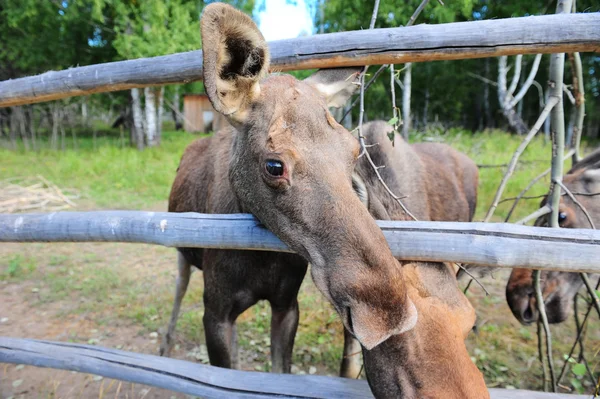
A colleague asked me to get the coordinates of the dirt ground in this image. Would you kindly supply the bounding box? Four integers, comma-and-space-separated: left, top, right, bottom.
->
1, 214, 599, 398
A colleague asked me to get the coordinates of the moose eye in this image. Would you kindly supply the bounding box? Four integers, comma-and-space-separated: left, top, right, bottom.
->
265, 159, 284, 177
558, 212, 568, 223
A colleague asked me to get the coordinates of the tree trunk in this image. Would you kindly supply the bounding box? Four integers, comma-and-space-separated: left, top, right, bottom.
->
498, 56, 529, 135
544, 90, 551, 141
13, 107, 30, 151
28, 106, 37, 151
131, 88, 145, 150
144, 87, 158, 147
566, 102, 576, 150
568, 52, 585, 164
51, 104, 59, 150
60, 114, 66, 151
502, 108, 529, 134
423, 87, 429, 128
81, 98, 88, 128
171, 87, 183, 130
402, 63, 412, 140
9, 108, 18, 149
157, 86, 164, 145
484, 58, 493, 128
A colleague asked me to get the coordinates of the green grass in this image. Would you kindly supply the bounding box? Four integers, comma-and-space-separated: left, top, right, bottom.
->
412, 128, 598, 223
0, 254, 37, 281
1, 127, 599, 393
2, 127, 595, 217
0, 130, 200, 209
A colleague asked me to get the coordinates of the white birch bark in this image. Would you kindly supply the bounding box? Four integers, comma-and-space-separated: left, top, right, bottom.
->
144, 87, 157, 147
157, 87, 164, 145
402, 63, 412, 140
131, 88, 145, 150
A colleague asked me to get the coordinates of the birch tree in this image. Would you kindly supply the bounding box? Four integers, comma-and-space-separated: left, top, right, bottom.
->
111, 0, 199, 148
497, 54, 543, 134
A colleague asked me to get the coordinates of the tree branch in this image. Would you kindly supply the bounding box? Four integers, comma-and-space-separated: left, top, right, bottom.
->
507, 54, 523, 98
554, 180, 595, 229
534, 269, 557, 391
504, 149, 575, 222
515, 205, 551, 225
580, 273, 600, 319
563, 86, 576, 105
354, 0, 419, 221
484, 96, 559, 222
557, 278, 600, 386
568, 52, 585, 164
508, 54, 543, 109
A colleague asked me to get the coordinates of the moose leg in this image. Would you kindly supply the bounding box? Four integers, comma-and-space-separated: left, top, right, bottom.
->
160, 252, 192, 357
204, 308, 235, 368
340, 328, 362, 378
204, 284, 256, 369
270, 299, 300, 373
230, 324, 239, 369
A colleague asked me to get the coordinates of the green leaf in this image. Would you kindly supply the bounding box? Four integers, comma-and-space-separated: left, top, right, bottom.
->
595, 290, 600, 299
387, 117, 398, 126
572, 363, 586, 377
570, 377, 584, 394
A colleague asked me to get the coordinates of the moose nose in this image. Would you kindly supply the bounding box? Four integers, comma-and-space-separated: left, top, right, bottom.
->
520, 292, 538, 324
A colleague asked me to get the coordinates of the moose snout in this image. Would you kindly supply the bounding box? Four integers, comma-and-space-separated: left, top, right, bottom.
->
507, 289, 539, 325
520, 292, 539, 324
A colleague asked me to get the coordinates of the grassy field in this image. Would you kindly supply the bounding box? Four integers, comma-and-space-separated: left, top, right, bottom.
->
1, 128, 599, 398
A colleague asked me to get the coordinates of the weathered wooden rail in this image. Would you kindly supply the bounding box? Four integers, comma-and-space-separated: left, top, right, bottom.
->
0, 13, 598, 107
0, 337, 589, 399
1, 211, 600, 272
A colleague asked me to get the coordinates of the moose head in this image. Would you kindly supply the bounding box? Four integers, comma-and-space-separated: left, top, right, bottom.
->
506, 149, 600, 325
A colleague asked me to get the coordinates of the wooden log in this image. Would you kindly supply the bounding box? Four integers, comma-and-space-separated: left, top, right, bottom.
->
1, 211, 599, 272
0, 337, 589, 399
0, 13, 598, 107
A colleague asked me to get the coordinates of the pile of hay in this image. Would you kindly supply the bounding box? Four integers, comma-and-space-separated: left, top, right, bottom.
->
0, 176, 79, 213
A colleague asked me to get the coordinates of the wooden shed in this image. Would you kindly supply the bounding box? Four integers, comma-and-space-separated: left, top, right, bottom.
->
183, 93, 227, 133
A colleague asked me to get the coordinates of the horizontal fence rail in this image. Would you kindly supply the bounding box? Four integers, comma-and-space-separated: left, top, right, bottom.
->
0, 337, 589, 399
0, 13, 598, 107
1, 211, 599, 272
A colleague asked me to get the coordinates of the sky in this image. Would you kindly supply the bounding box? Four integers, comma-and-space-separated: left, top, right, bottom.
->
257, 0, 315, 41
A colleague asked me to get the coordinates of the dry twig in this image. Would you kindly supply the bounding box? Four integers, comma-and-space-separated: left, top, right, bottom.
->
557, 278, 600, 386
537, 319, 549, 392
504, 149, 575, 222
555, 180, 595, 229
354, 0, 417, 221
456, 264, 489, 296
515, 205, 551, 226
484, 96, 559, 222
0, 176, 78, 213
534, 269, 557, 391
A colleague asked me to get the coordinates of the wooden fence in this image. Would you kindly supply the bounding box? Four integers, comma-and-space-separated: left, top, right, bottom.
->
0, 337, 590, 399
1, 211, 600, 273
0, 13, 598, 107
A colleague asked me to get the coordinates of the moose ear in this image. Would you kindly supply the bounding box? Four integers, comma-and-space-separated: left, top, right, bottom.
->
351, 172, 369, 207
201, 3, 270, 126
350, 297, 418, 350
583, 169, 600, 193
304, 67, 362, 108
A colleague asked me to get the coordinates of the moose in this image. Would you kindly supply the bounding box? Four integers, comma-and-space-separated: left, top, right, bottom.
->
161, 3, 488, 398
506, 148, 600, 325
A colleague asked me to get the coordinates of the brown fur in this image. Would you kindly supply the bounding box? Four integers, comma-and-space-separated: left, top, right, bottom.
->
161, 4, 487, 397
506, 148, 600, 325
354, 121, 478, 223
